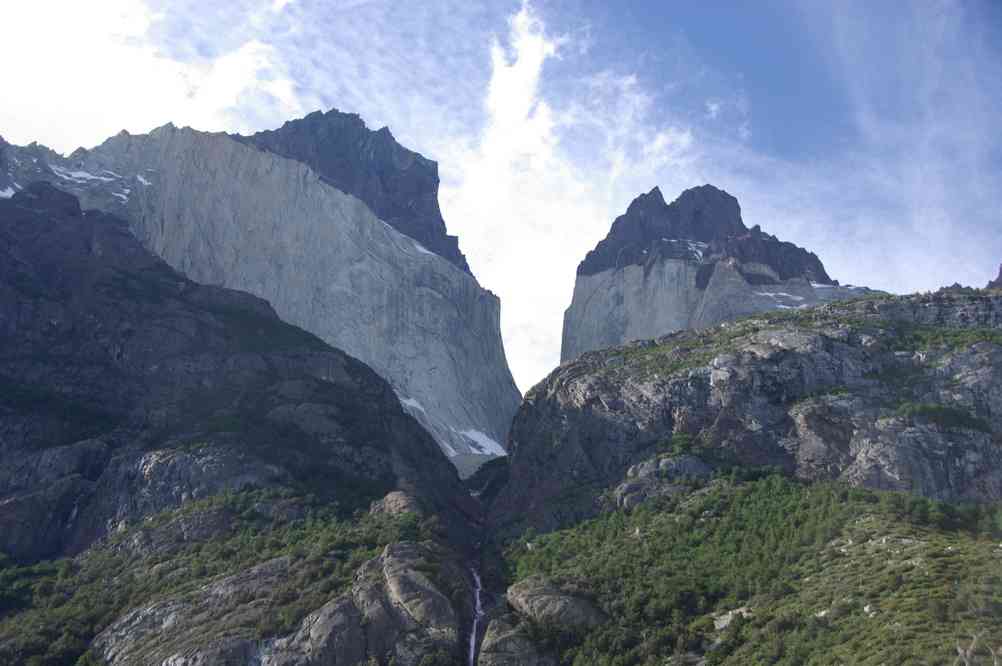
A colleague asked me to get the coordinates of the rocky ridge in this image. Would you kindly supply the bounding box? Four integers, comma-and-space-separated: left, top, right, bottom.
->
562, 185, 875, 362
499, 290, 1002, 537
0, 114, 520, 471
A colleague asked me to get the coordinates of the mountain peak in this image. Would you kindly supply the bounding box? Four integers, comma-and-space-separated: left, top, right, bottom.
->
670, 183, 745, 241
579, 183, 748, 275
233, 109, 470, 273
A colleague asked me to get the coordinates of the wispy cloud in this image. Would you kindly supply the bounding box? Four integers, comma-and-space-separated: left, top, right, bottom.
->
436, 3, 707, 390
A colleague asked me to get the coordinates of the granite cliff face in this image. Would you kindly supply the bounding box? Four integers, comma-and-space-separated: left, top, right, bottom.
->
497, 291, 1002, 537
0, 183, 486, 664
0, 112, 520, 472
562, 185, 874, 362
0, 182, 474, 560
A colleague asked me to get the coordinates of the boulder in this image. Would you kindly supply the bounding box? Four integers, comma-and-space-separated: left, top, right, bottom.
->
478, 613, 555, 666
506, 576, 606, 629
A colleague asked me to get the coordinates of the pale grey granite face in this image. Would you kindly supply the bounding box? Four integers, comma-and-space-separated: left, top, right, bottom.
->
562, 256, 875, 362
2, 124, 520, 467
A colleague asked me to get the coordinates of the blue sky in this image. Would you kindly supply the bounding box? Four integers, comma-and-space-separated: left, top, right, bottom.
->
2, 0, 1001, 390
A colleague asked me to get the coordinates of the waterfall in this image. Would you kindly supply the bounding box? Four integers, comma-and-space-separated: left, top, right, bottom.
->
467, 566, 485, 666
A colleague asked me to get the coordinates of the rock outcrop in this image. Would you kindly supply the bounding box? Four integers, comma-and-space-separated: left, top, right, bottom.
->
478, 613, 554, 666
495, 291, 1002, 537
0, 183, 473, 561
91, 540, 472, 665
506, 576, 606, 629
562, 185, 875, 362
612, 454, 714, 510
0, 112, 520, 471
988, 264, 1002, 290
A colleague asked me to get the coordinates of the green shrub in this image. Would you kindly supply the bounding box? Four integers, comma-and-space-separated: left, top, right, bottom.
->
0, 492, 429, 665
896, 402, 992, 432
504, 477, 1002, 664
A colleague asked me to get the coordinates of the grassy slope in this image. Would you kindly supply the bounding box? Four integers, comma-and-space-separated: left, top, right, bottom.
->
504, 476, 1002, 665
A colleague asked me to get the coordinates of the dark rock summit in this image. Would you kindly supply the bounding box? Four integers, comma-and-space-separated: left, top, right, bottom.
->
233, 108, 470, 272
578, 184, 831, 283
0, 182, 473, 562
562, 184, 874, 362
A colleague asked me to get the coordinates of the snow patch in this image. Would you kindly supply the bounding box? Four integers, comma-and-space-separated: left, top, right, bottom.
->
457, 429, 506, 457
49, 165, 117, 183
810, 282, 834, 289
0, 187, 14, 198
111, 191, 129, 202
413, 240, 436, 256
399, 396, 426, 413
686, 241, 708, 259
753, 290, 809, 300
136, 173, 152, 186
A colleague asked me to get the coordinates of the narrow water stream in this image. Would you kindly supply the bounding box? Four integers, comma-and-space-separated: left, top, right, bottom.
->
467, 567, 485, 666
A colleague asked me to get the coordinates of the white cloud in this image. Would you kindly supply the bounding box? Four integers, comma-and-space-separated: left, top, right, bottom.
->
0, 0, 306, 153
705, 100, 721, 119
439, 3, 700, 391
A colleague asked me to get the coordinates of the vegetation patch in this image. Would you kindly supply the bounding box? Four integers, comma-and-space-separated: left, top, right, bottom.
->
0, 375, 120, 447
0, 490, 428, 666
504, 476, 1002, 665
896, 402, 992, 433
890, 323, 1002, 352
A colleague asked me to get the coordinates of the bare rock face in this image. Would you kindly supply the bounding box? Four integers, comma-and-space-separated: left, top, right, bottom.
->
0, 114, 520, 470
0, 183, 474, 561
562, 185, 875, 362
495, 292, 1002, 537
